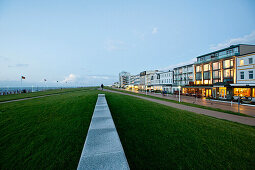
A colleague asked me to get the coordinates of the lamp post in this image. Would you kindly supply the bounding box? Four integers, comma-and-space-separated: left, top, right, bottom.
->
178, 86, 181, 102
145, 75, 147, 95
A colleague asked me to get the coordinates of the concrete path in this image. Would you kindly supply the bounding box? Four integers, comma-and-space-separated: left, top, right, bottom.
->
104, 89, 255, 126
77, 94, 129, 170
0, 93, 61, 104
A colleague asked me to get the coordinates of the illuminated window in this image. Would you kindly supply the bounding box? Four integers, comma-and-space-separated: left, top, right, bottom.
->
196, 66, 201, 72
204, 80, 210, 84
240, 59, 244, 66
203, 64, 210, 71
223, 59, 234, 69
234, 88, 251, 97
213, 62, 220, 70
224, 69, 233, 78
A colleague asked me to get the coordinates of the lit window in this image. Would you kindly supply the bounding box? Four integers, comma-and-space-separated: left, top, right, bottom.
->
213, 62, 220, 70
224, 69, 233, 78
203, 64, 210, 71
196, 66, 201, 72
223, 59, 233, 69
240, 72, 244, 79
249, 71, 253, 79
249, 58, 253, 64
240, 59, 244, 66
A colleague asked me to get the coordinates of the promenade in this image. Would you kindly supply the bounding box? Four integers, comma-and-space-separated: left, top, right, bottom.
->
122, 89, 255, 117
105, 89, 255, 126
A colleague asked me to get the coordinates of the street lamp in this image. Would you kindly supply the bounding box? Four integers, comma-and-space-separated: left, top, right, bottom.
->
178, 86, 181, 102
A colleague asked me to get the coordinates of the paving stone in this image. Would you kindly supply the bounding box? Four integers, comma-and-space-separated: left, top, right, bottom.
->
90, 117, 115, 130
78, 151, 129, 170
92, 110, 111, 118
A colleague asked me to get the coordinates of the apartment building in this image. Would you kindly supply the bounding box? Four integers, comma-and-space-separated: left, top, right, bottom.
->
128, 74, 140, 91
173, 64, 194, 93
150, 70, 173, 93
119, 71, 130, 88
183, 44, 255, 98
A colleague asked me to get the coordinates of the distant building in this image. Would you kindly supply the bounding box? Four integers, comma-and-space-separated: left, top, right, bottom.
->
151, 70, 174, 93
128, 74, 140, 90
173, 64, 194, 93
112, 81, 120, 88
119, 71, 130, 88
139, 70, 158, 91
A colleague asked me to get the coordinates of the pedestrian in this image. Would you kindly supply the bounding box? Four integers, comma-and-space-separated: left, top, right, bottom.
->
101, 84, 104, 90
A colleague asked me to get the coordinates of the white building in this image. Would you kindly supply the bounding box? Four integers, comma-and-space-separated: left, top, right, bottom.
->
173, 64, 194, 92
150, 70, 174, 93
119, 71, 130, 88
232, 52, 255, 98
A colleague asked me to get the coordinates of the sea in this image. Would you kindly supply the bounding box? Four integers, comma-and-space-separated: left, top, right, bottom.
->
0, 87, 62, 94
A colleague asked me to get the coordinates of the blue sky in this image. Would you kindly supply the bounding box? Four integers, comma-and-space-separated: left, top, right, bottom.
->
0, 0, 255, 87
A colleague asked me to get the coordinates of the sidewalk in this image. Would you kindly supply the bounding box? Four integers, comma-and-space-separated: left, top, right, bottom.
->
105, 89, 255, 126
123, 89, 255, 117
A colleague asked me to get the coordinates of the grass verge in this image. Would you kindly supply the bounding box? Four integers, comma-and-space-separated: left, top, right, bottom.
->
105, 91, 255, 169
105, 87, 251, 117
0, 88, 99, 169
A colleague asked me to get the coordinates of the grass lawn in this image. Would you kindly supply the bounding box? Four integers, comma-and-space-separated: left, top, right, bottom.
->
0, 87, 100, 169
1, 88, 255, 169
106, 87, 251, 117
104, 92, 255, 169
0, 87, 89, 102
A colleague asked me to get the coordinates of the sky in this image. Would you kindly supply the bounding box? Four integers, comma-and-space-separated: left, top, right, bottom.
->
0, 0, 255, 87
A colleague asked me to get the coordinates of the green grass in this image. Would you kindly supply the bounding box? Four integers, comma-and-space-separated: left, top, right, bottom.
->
105, 87, 251, 117
105, 92, 255, 169
1, 88, 255, 169
0, 87, 91, 102
0, 87, 100, 169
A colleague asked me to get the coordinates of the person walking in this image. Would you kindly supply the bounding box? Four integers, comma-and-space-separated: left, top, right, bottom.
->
101, 84, 104, 90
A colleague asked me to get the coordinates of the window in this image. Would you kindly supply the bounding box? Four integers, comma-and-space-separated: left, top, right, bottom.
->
213, 62, 220, 70
203, 72, 210, 80
196, 72, 202, 80
224, 69, 233, 78
240, 59, 244, 66
249, 71, 253, 79
213, 71, 221, 79
196, 66, 201, 72
203, 64, 210, 71
223, 59, 234, 69
240, 72, 244, 79
249, 58, 253, 64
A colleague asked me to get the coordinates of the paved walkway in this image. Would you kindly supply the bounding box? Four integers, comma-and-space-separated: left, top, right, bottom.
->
77, 94, 129, 170
105, 89, 255, 126
122, 89, 255, 116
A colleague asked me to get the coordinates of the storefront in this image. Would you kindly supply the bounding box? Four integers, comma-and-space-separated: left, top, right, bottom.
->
182, 86, 212, 97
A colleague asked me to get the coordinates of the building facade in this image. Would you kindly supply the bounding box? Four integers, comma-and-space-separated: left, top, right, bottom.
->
183, 44, 255, 98
173, 64, 194, 93
119, 71, 130, 88
232, 52, 255, 98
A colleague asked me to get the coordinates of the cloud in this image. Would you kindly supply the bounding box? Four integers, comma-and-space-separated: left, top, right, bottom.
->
152, 27, 158, 34
105, 39, 125, 51
162, 57, 196, 71
8, 64, 29, 68
61, 73, 77, 83
210, 30, 255, 51
88, 75, 110, 80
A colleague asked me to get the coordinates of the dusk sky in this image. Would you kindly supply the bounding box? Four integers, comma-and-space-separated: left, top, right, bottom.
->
0, 0, 255, 87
